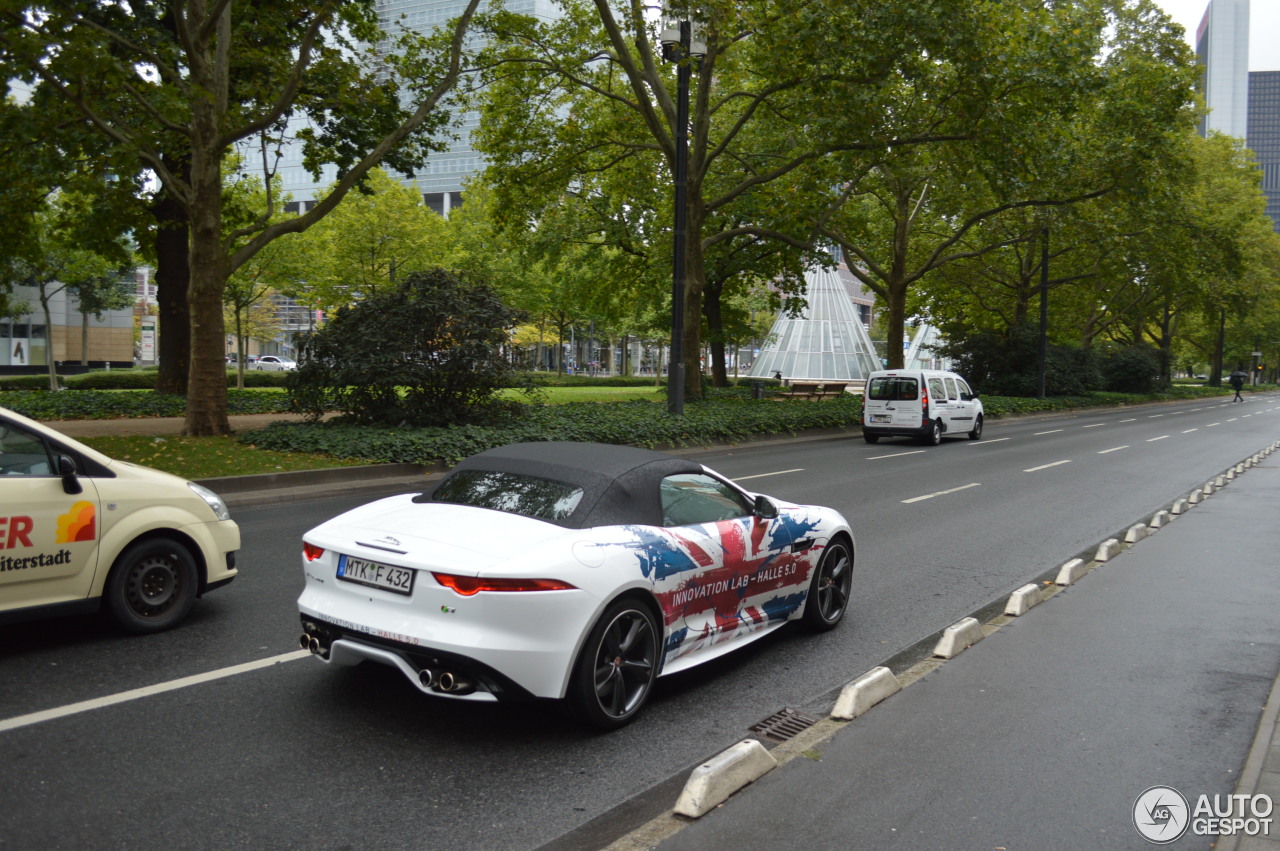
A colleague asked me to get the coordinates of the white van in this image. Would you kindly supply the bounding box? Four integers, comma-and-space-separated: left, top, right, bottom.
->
861, 369, 984, 445
0, 405, 240, 633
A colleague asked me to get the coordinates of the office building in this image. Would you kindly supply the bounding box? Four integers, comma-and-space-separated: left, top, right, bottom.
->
1196, 0, 1250, 139
1249, 70, 1280, 233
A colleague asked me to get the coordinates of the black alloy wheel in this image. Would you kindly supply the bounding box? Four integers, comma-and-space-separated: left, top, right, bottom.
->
568, 600, 659, 729
803, 538, 853, 631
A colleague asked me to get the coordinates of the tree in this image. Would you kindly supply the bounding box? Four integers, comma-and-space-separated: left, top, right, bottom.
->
289, 268, 526, 426
2, 0, 484, 434
291, 169, 450, 311
69, 271, 136, 366
0, 193, 130, 389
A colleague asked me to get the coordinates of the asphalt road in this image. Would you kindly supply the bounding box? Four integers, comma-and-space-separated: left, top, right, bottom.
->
2, 394, 1277, 850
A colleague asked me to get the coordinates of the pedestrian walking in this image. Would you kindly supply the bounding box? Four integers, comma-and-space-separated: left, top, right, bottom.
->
1230, 370, 1246, 402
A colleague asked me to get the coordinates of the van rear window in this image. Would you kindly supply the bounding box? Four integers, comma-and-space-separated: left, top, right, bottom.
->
868, 377, 919, 401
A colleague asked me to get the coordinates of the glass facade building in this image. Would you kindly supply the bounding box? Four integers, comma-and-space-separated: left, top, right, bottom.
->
1196, 0, 1250, 139
1249, 70, 1280, 233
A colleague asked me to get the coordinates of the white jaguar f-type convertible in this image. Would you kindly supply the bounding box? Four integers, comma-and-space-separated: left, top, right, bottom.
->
298, 442, 854, 728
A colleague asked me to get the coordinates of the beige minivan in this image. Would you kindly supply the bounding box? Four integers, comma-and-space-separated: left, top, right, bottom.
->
0, 405, 239, 633
861, 369, 984, 445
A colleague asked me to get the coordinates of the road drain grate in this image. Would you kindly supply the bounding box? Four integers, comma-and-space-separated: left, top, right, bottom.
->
749, 707, 820, 743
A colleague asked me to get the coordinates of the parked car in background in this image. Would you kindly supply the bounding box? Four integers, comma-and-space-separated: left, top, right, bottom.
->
254, 355, 296, 372
226, 353, 258, 366
297, 441, 855, 728
0, 406, 239, 633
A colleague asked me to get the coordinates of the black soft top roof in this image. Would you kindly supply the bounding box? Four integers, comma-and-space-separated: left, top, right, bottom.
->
417, 441, 703, 529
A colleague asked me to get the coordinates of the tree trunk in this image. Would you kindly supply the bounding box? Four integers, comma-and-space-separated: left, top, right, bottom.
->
80, 311, 89, 366
151, 190, 191, 395
39, 290, 58, 392
704, 283, 728, 387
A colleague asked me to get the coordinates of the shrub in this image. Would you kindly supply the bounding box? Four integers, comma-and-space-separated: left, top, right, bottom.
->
1099, 345, 1164, 394
289, 269, 527, 427
939, 325, 1099, 396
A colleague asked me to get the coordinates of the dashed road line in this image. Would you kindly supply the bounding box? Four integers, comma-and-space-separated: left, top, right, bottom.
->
868, 450, 926, 460
1034, 429, 1064, 436
1147, 435, 1169, 442
970, 438, 1010, 445
901, 482, 982, 504
735, 469, 805, 481
1098, 446, 1129, 454
1024, 460, 1072, 472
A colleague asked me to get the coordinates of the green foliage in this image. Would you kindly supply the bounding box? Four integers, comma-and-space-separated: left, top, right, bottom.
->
940, 325, 1100, 397
239, 392, 866, 464
0, 369, 289, 392
1099, 345, 1164, 394
0, 389, 291, 420
289, 269, 527, 426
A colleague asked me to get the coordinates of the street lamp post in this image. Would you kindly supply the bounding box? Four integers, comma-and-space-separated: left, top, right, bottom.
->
658, 9, 704, 415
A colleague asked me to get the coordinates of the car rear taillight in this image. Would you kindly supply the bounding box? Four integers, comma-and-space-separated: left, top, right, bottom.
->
303, 542, 325, 561
432, 573, 577, 596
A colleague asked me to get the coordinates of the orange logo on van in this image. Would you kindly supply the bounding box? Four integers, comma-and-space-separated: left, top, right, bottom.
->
56, 501, 96, 543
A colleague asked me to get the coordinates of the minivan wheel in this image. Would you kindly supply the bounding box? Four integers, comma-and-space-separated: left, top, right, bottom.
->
863, 432, 880, 444
104, 538, 198, 634
923, 419, 943, 446
968, 415, 984, 441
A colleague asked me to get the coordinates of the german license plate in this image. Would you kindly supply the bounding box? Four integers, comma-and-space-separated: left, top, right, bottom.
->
871, 414, 891, 423
337, 555, 414, 595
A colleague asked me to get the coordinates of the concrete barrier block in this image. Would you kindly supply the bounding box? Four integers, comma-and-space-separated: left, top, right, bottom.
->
1236, 463, 1245, 474
1149, 510, 1170, 529
1005, 583, 1046, 616
1188, 491, 1202, 505
1124, 523, 1148, 544
1170, 499, 1188, 516
831, 667, 901, 720
1094, 538, 1122, 562
674, 739, 778, 818
1056, 558, 1088, 586
933, 617, 985, 659
1215, 475, 1226, 487
1226, 469, 1236, 481
1202, 482, 1216, 495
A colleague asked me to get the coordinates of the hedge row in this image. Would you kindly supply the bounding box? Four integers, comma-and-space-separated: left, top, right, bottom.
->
235, 384, 1240, 465
0, 369, 290, 392
0, 388, 293, 420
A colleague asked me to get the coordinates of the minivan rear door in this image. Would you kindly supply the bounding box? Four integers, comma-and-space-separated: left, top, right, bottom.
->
865, 375, 922, 428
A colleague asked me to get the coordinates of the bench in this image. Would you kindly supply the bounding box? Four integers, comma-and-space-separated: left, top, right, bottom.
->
780, 381, 850, 399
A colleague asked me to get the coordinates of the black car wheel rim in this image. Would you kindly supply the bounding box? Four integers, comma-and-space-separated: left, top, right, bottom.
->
592, 609, 655, 718
816, 545, 851, 622
124, 554, 183, 618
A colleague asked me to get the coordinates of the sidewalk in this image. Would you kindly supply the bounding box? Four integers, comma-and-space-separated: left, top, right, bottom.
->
636, 444, 1280, 850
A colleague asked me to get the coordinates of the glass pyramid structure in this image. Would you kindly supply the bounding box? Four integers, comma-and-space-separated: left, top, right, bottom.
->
905, 322, 951, 371
749, 265, 879, 382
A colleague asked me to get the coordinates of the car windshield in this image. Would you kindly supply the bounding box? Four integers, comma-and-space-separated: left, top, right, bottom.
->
868, 377, 919, 401
432, 469, 584, 522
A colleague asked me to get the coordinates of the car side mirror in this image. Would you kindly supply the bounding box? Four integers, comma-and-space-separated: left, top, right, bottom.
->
58, 454, 83, 495
753, 494, 778, 520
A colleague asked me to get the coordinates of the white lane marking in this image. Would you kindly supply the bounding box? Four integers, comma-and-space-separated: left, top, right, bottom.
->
0, 651, 310, 734
1207, 423, 1221, 427
1182, 429, 1199, 434
1148, 414, 1165, 418
1227, 418, 1238, 422
1119, 418, 1137, 423
1034, 429, 1063, 435
970, 438, 1010, 445
1082, 423, 1105, 429
901, 482, 981, 504
735, 468, 804, 481
868, 450, 926, 460
1147, 435, 1169, 442
1024, 460, 1071, 472
1098, 446, 1129, 454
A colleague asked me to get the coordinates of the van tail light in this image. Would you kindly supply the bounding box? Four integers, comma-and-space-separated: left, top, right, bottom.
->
920, 388, 929, 421
432, 573, 577, 596
303, 542, 325, 561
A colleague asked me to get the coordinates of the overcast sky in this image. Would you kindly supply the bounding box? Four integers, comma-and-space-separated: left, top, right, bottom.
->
1153, 0, 1279, 72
